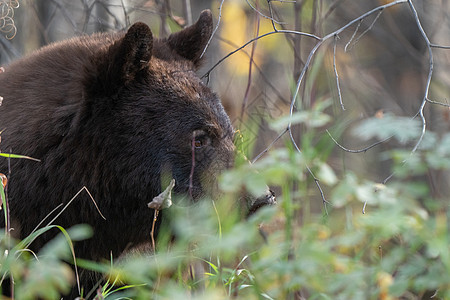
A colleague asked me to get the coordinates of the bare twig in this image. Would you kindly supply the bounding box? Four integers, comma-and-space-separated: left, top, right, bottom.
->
430, 43, 450, 49
344, 20, 362, 52
288, 127, 330, 213
289, 0, 408, 122
406, 0, 431, 154
252, 127, 289, 163
345, 9, 383, 52
202, 30, 321, 78
333, 35, 345, 110
217, 35, 288, 104
283, 0, 408, 205
326, 130, 391, 153
233, 0, 409, 208
382, 172, 395, 185
378, 0, 447, 186
426, 98, 450, 108
246, 0, 285, 25
267, 0, 278, 31
200, 0, 225, 59
151, 210, 159, 251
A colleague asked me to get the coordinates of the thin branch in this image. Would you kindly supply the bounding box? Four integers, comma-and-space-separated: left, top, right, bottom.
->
246, 0, 285, 25
345, 9, 383, 52
426, 98, 450, 108
407, 0, 431, 154
285, 0, 407, 205
344, 20, 362, 52
289, 39, 322, 117
267, 0, 278, 31
382, 172, 395, 185
341, 0, 442, 188
289, 0, 408, 119
288, 127, 330, 213
202, 30, 321, 78
252, 127, 289, 163
151, 210, 159, 251
333, 35, 345, 110
430, 43, 450, 49
248, 1, 409, 207
216, 35, 289, 104
200, 0, 225, 59
326, 130, 391, 153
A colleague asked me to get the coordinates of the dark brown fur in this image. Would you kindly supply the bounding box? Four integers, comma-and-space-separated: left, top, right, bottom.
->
0, 10, 235, 297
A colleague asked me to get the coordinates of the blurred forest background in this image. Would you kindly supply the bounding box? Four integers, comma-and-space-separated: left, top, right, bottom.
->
2, 0, 450, 206
1, 1, 450, 298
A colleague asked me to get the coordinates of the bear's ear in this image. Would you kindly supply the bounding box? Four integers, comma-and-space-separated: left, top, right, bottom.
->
112, 22, 153, 83
167, 9, 213, 67
90, 22, 153, 96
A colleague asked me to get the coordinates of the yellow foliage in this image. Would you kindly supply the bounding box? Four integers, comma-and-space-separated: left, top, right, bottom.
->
377, 271, 395, 300
332, 258, 348, 273
257, 19, 284, 53
220, 0, 251, 76
216, 0, 291, 77
317, 227, 330, 240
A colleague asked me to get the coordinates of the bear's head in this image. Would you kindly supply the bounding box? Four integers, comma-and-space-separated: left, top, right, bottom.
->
80, 10, 234, 204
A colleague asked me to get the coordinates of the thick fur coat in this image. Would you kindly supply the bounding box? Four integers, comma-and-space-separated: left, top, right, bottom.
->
0, 10, 235, 297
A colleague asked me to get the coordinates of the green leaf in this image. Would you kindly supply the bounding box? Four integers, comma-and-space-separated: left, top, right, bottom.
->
317, 163, 337, 185
353, 114, 421, 143
270, 111, 331, 131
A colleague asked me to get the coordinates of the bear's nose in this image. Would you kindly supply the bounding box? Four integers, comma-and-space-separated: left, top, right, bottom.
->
247, 189, 277, 217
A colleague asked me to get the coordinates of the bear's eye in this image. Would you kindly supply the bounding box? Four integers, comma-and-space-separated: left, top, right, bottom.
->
194, 139, 203, 148
192, 130, 211, 148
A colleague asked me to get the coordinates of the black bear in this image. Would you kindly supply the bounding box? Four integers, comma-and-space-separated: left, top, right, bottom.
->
0, 10, 259, 298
